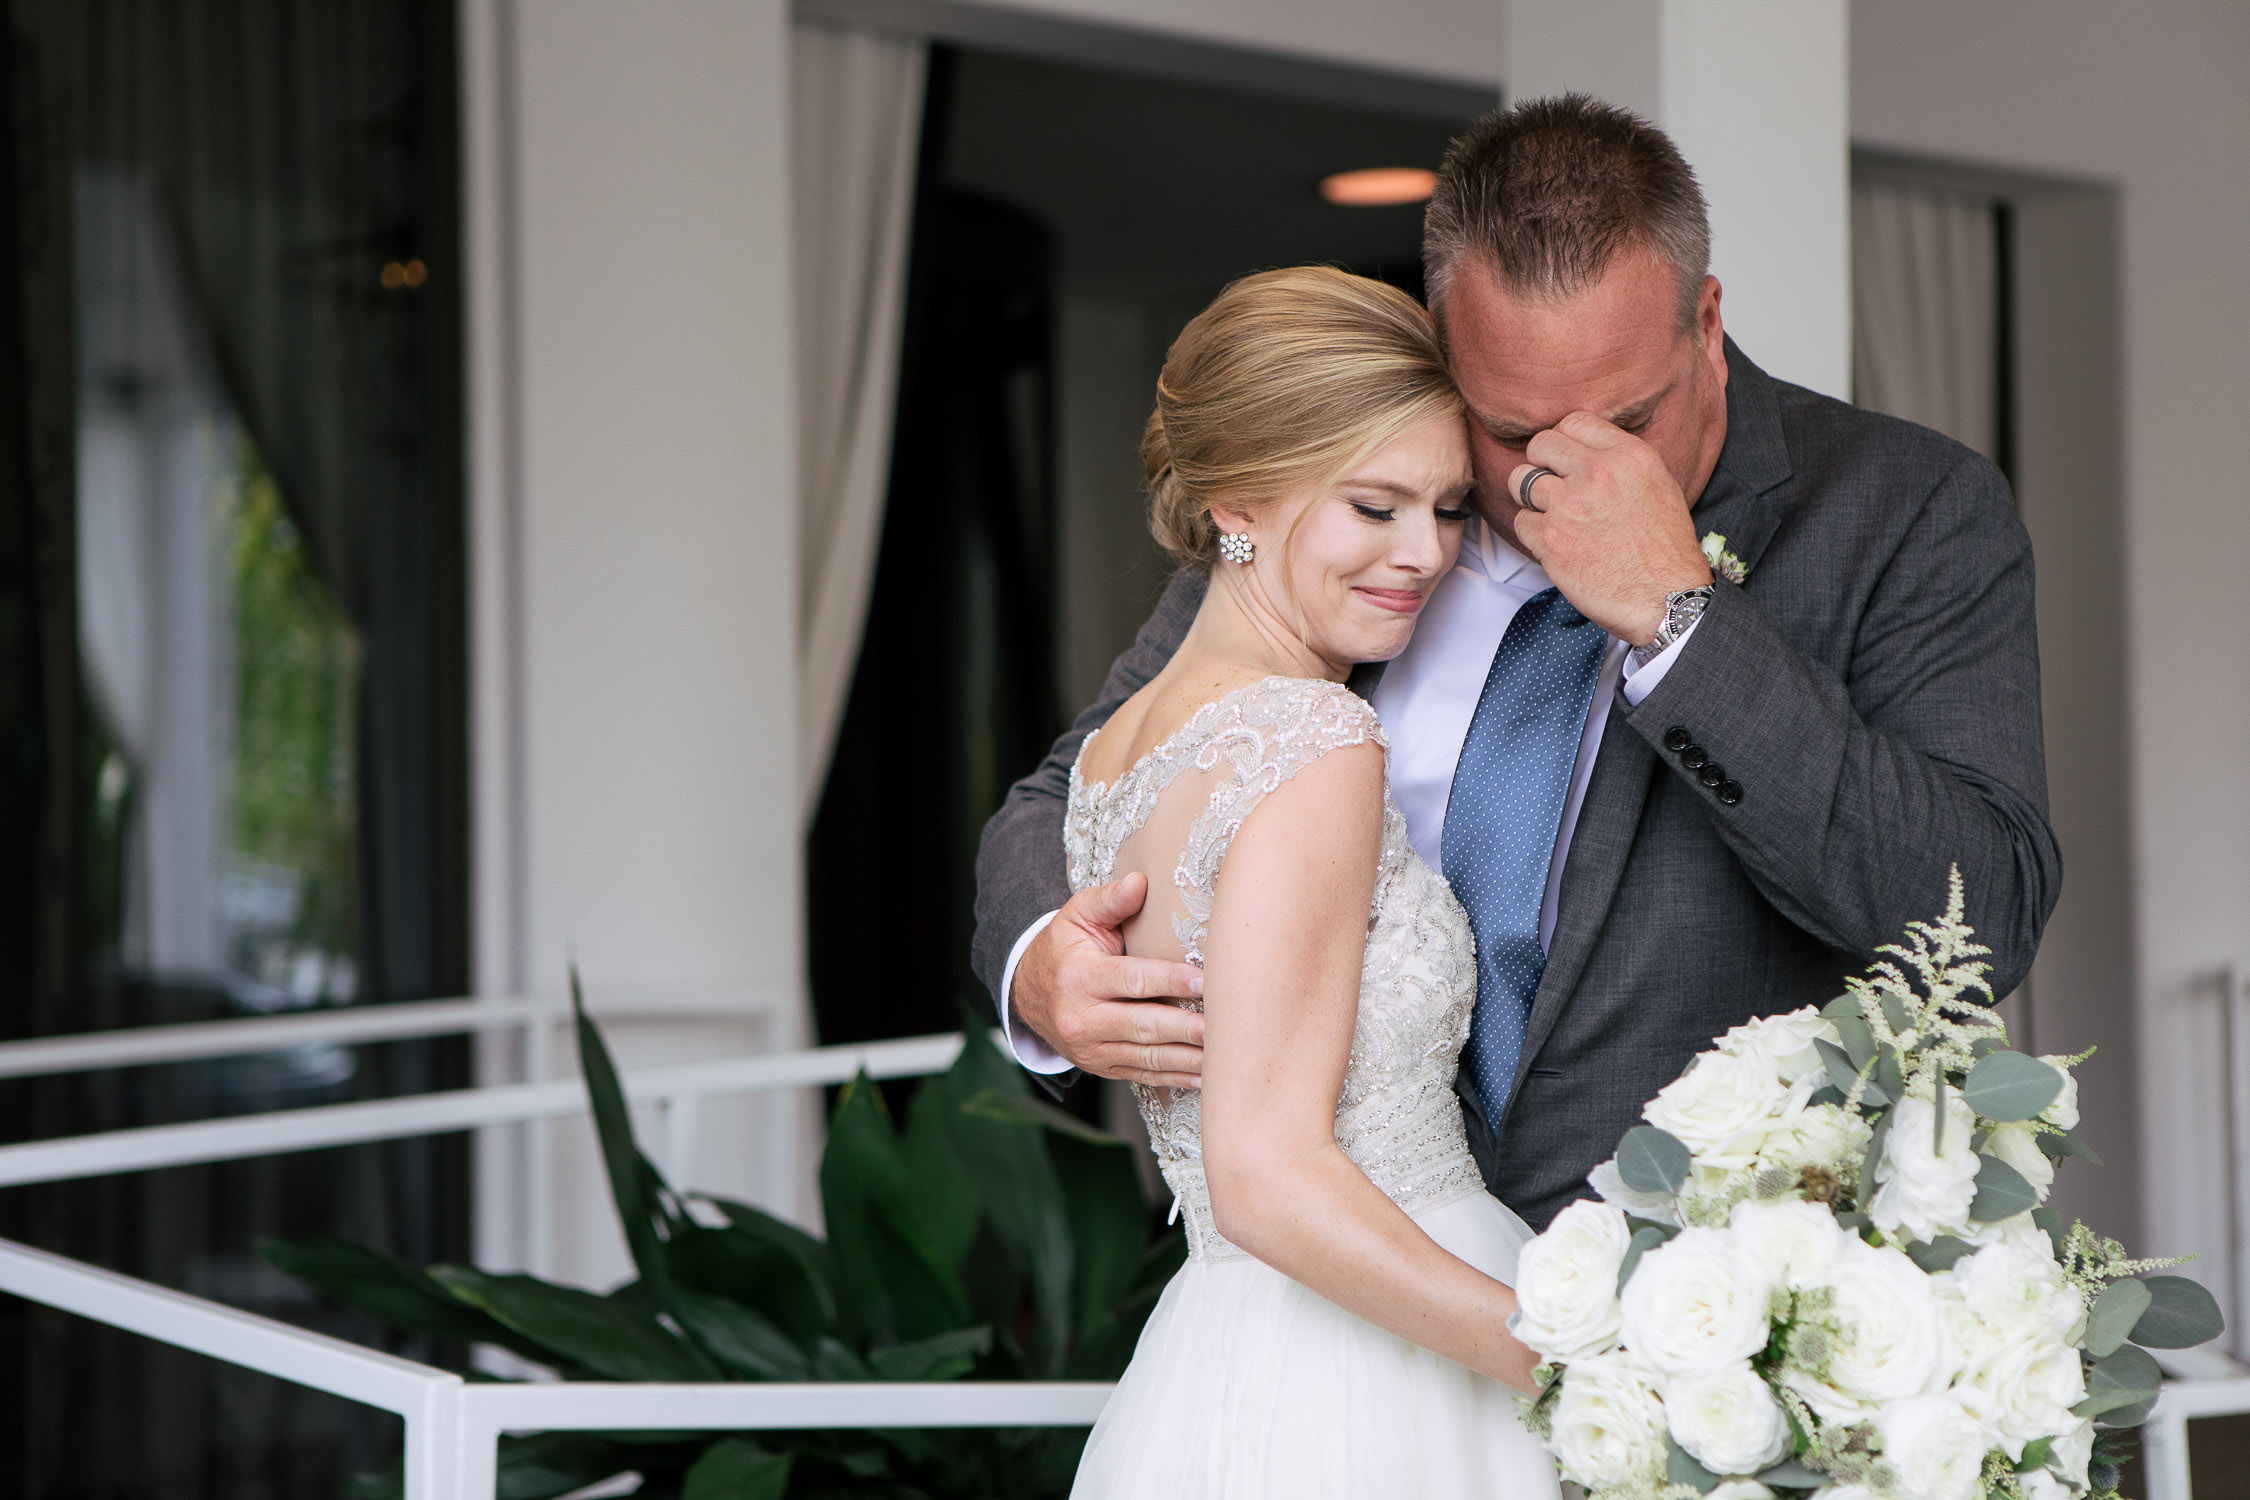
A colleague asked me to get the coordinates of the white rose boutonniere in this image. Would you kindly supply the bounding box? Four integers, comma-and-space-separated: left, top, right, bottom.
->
1702, 531, 1748, 584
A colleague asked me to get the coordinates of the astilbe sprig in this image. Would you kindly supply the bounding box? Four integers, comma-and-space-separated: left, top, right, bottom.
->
2056, 1219, 2191, 1300
1838, 866, 2004, 1100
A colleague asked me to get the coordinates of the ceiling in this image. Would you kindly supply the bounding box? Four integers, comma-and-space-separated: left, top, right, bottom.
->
943, 47, 1476, 304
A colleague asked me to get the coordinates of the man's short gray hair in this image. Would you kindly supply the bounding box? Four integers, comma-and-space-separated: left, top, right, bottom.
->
1423, 94, 1711, 334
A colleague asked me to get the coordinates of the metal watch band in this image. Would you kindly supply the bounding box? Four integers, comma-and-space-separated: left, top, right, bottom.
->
1648, 585, 1715, 653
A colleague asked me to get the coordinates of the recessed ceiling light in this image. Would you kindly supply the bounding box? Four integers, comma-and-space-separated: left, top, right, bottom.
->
1320, 167, 1438, 207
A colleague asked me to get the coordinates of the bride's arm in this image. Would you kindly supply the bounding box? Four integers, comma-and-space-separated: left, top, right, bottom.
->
1198, 742, 1541, 1393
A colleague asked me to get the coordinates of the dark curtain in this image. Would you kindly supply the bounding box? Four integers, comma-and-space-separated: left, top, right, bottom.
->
808, 54, 1065, 1055
0, 3, 467, 1495
71, 0, 468, 1012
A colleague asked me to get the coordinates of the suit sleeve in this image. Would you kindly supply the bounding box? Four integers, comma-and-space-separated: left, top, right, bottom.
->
969, 567, 1208, 1006
1620, 454, 2061, 994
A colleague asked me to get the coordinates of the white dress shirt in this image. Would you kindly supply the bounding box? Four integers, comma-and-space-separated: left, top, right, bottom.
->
1000, 517, 1697, 1072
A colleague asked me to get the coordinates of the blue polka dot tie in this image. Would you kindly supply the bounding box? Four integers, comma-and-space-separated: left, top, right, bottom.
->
1442, 586, 1609, 1129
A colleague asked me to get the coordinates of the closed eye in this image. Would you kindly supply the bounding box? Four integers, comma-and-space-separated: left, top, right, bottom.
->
1350, 503, 1396, 522
1435, 505, 1471, 524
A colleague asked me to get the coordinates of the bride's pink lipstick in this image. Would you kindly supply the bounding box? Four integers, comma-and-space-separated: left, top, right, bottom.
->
1354, 586, 1427, 615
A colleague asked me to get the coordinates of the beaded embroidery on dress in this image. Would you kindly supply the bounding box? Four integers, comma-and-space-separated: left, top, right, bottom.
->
1065, 675, 1559, 1500
1064, 675, 1486, 1259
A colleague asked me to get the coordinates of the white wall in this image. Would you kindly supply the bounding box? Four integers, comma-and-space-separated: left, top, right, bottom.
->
464, 0, 811, 1285
1855, 2, 2250, 1313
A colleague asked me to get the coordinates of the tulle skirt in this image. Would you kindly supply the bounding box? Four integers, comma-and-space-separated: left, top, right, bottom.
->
1070, 1188, 1563, 1499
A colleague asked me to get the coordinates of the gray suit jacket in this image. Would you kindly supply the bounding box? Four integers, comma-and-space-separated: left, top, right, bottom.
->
971, 340, 2061, 1231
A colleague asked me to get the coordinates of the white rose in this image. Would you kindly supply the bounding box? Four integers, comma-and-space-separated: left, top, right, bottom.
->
2037, 1057, 2080, 1131
1619, 1226, 1771, 1374
2048, 1417, 2094, 1487
1665, 1361, 1791, 1475
1811, 1241, 1950, 1407
1950, 1241, 2084, 1347
1868, 1091, 1981, 1241
1588, 1157, 1681, 1225
1729, 1198, 1849, 1290
1810, 1489, 1879, 1500
1875, 1393, 1993, 1500
1549, 1352, 1669, 1490
1513, 1199, 1631, 1362
2018, 1472, 2070, 1500
1709, 1484, 1777, 1500
1646, 1050, 1805, 1171
1957, 1341, 2085, 1459
1985, 1121, 2056, 1197
1719, 1006, 1837, 1085
1962, 1209, 2057, 1259
1761, 1102, 1871, 1179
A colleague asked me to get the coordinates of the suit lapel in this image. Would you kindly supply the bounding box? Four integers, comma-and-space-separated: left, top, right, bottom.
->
1496, 341, 1797, 1125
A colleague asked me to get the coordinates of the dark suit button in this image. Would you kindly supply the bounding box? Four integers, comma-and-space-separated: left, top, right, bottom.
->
1663, 727, 1692, 752
1718, 780, 1743, 805
1681, 745, 1708, 769
1698, 763, 1726, 788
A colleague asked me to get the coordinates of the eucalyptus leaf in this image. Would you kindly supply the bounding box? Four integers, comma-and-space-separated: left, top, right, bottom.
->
2132, 1275, 2227, 1348
1836, 1013, 1877, 1069
2096, 1394, 2159, 1429
1874, 1045, 1906, 1105
1665, 1436, 1722, 1493
1756, 1458, 1830, 1488
2013, 1435, 2053, 1473
2032, 1205, 2068, 1258
1807, 1083, 1846, 1109
682, 1438, 791, 1500
2081, 1278, 2153, 1358
1933, 1070, 1950, 1154
2072, 1343, 2163, 1418
1960, 1051, 2066, 1122
2038, 1129, 2104, 1166
1969, 1153, 2038, 1223
1860, 1112, 1894, 1204
1624, 1216, 1681, 1243
1616, 1125, 1693, 1196
1820, 995, 1863, 1023
1617, 1225, 1673, 1294
1903, 1235, 1976, 1273
1879, 992, 1912, 1036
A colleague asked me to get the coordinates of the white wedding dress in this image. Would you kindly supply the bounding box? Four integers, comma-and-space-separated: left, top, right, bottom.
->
1066, 675, 1560, 1499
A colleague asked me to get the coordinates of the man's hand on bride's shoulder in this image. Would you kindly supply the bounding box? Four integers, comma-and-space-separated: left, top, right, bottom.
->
1013, 872, 1207, 1088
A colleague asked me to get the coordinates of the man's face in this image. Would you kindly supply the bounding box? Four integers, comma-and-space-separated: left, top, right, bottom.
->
1442, 248, 1731, 549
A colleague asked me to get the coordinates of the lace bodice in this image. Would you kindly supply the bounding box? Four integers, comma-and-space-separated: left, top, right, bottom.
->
1066, 676, 1486, 1261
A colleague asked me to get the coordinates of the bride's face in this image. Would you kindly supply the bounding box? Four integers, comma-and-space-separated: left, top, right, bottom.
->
1220, 414, 1473, 671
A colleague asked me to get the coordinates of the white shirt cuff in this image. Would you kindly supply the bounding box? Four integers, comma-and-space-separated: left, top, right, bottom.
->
1620, 615, 1701, 707
998, 911, 1072, 1074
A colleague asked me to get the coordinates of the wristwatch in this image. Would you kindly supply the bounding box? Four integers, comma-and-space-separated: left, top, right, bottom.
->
1645, 585, 1715, 655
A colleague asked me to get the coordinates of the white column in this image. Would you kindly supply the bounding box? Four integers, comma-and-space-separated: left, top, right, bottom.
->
463, 0, 814, 1286
1504, 0, 1851, 399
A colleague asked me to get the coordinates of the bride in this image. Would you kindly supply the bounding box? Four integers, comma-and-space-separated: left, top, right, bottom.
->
1068, 266, 1559, 1498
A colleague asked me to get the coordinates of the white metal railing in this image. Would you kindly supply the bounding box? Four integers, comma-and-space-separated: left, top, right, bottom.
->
0, 1005, 1110, 1499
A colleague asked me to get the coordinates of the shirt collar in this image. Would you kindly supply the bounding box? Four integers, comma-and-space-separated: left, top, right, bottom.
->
1457, 514, 1547, 589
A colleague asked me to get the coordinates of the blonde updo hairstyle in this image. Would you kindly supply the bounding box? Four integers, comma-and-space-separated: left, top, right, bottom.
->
1145, 265, 1462, 570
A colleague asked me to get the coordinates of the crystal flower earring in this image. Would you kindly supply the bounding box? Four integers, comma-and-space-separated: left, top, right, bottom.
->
1218, 531, 1255, 565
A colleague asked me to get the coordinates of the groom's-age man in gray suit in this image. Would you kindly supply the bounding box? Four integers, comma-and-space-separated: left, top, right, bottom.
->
970, 96, 2061, 1231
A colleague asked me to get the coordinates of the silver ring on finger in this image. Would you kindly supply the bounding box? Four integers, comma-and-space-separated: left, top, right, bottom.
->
1518, 466, 1557, 513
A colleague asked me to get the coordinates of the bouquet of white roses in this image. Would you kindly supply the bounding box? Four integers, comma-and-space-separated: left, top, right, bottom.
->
1511, 871, 2224, 1500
